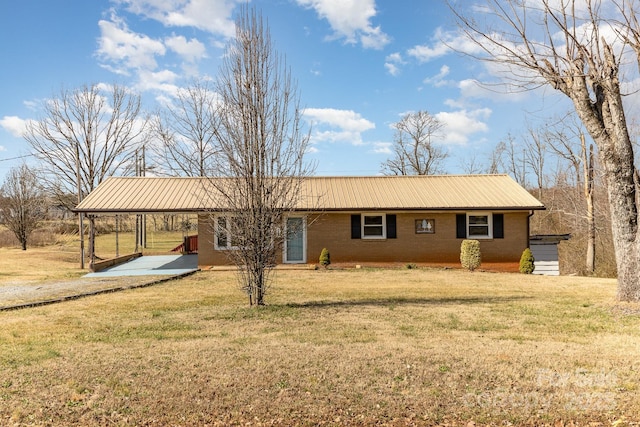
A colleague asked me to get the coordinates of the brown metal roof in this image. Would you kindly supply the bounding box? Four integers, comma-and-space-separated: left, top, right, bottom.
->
74, 175, 545, 213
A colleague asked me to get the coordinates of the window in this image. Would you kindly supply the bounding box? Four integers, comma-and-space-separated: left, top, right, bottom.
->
467, 213, 492, 239
456, 213, 504, 239
215, 215, 240, 249
362, 213, 386, 239
351, 214, 396, 239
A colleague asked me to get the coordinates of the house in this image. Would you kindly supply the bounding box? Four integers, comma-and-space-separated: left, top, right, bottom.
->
74, 174, 544, 267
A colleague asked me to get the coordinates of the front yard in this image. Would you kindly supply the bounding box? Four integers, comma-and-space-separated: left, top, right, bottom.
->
0, 260, 638, 425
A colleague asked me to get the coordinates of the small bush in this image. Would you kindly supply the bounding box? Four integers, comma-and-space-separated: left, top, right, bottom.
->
460, 239, 481, 271
519, 248, 535, 274
319, 248, 330, 268
405, 263, 418, 269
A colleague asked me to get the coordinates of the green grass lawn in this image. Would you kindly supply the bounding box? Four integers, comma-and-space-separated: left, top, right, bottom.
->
1, 264, 639, 425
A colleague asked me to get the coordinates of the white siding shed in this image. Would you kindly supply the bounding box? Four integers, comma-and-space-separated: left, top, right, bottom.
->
529, 234, 570, 276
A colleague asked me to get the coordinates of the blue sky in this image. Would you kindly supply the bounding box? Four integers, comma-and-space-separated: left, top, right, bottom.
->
0, 0, 568, 180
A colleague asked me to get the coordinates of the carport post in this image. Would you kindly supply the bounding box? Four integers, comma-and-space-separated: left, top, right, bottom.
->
78, 213, 85, 270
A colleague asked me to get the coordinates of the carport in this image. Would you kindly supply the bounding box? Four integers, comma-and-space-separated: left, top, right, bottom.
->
73, 177, 210, 273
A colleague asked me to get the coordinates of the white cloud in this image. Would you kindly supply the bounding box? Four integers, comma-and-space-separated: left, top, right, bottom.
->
360, 25, 390, 50
304, 108, 375, 132
435, 109, 491, 145
384, 52, 404, 76
303, 108, 375, 145
113, 0, 238, 38
295, 0, 390, 49
23, 100, 38, 111
372, 141, 392, 154
165, 34, 207, 63
386, 52, 402, 63
423, 65, 451, 87
135, 69, 180, 95
97, 13, 166, 74
384, 63, 400, 76
408, 28, 485, 63
458, 78, 531, 102
0, 116, 28, 138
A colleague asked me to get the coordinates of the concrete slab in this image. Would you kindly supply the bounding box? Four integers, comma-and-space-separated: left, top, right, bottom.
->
84, 254, 199, 277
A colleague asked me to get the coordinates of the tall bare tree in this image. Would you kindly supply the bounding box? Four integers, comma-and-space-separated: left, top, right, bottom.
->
543, 114, 598, 274
500, 133, 527, 186
450, 0, 640, 301
381, 110, 448, 175
0, 164, 48, 250
152, 79, 219, 176
24, 83, 148, 267
210, 6, 313, 306
523, 126, 548, 199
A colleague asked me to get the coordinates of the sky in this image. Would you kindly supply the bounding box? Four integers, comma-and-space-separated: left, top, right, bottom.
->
0, 0, 570, 181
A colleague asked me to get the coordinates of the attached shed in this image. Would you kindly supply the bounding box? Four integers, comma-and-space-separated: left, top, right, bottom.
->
529, 234, 571, 276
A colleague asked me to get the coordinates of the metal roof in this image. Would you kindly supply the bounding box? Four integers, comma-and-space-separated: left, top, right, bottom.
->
74, 175, 545, 213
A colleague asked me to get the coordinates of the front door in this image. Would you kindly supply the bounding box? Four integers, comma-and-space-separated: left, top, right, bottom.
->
285, 217, 306, 263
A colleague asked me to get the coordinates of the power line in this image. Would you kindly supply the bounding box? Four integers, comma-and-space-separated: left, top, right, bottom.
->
0, 154, 35, 162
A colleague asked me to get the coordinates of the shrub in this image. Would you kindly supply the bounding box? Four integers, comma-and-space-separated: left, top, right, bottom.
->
319, 248, 330, 268
519, 248, 535, 274
460, 239, 481, 271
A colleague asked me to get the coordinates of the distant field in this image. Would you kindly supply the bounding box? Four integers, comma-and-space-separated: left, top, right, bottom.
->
0, 247, 638, 425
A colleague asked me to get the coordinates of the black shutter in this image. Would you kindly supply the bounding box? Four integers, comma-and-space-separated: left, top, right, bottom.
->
456, 214, 466, 239
386, 214, 397, 239
493, 213, 504, 239
351, 214, 361, 239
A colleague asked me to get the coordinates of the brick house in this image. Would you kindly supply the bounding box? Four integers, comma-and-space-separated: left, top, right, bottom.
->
75, 174, 544, 267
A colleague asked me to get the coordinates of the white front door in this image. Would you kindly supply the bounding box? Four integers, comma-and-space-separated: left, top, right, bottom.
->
284, 217, 306, 263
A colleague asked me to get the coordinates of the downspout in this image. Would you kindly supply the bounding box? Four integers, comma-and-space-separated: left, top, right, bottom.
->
527, 210, 534, 248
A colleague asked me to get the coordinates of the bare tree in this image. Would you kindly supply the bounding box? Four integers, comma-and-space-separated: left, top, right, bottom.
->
450, 0, 640, 301
381, 111, 448, 175
543, 114, 598, 274
487, 140, 507, 174
523, 126, 548, 199
24, 83, 148, 267
210, 6, 314, 306
500, 134, 527, 186
459, 152, 485, 174
152, 79, 219, 176
0, 164, 48, 250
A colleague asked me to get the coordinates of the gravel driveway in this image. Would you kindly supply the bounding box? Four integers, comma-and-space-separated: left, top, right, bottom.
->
0, 274, 192, 311
0, 254, 200, 310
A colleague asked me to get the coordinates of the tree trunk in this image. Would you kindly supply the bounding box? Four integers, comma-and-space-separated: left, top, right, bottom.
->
603, 158, 640, 300
581, 135, 595, 274
591, 109, 639, 300
566, 50, 639, 300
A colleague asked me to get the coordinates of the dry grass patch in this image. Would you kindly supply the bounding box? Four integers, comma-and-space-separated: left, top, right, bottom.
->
0, 245, 84, 286
1, 268, 639, 426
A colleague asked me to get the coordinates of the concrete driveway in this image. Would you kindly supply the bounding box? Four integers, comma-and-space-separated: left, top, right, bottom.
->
84, 254, 199, 277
